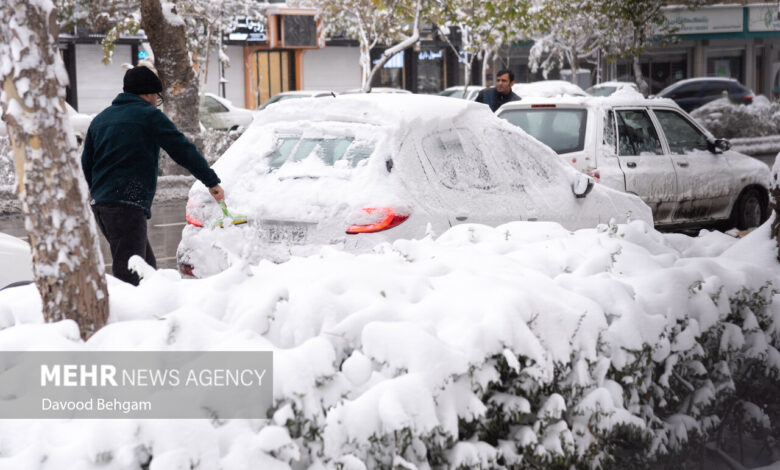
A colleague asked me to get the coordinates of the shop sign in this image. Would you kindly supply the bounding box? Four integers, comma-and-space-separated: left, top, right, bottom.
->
227, 18, 267, 43
748, 4, 780, 32
418, 50, 443, 61
663, 6, 743, 34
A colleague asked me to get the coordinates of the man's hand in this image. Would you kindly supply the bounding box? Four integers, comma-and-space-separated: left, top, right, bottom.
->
208, 184, 225, 202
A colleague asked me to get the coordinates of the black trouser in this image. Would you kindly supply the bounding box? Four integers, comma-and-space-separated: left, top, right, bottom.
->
91, 203, 156, 286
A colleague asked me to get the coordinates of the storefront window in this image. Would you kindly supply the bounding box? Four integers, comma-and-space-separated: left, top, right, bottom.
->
706, 50, 744, 83
417, 49, 444, 94
372, 50, 404, 89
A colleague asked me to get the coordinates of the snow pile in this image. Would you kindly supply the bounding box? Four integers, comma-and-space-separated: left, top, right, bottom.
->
0, 219, 779, 468
512, 80, 588, 98
691, 95, 780, 139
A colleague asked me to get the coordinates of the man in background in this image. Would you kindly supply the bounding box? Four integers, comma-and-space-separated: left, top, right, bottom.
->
475, 69, 520, 112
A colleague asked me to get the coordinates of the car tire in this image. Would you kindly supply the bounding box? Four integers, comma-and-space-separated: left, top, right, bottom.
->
731, 187, 767, 230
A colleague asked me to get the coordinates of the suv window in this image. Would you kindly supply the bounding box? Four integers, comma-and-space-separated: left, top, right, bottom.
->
499, 108, 587, 154
667, 82, 701, 99
422, 129, 496, 190
702, 81, 729, 97
616, 110, 663, 156
603, 110, 616, 151
730, 82, 748, 94
653, 110, 709, 153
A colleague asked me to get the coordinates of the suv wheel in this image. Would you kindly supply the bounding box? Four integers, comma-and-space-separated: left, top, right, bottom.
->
731, 188, 766, 230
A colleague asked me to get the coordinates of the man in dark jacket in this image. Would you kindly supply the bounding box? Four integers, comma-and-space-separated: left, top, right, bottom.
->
475, 69, 520, 112
82, 66, 224, 285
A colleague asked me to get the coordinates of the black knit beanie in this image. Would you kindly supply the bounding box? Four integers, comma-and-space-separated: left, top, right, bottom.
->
123, 66, 163, 95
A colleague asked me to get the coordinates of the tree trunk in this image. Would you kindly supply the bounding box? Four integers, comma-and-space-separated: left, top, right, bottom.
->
0, 1, 109, 340
633, 54, 649, 97
140, 0, 202, 175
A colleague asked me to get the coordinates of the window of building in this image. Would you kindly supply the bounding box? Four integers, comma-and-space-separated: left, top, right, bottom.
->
706, 50, 744, 83
372, 50, 405, 89
417, 48, 445, 94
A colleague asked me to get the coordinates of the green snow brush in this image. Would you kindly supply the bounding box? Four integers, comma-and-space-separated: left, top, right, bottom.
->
214, 201, 248, 228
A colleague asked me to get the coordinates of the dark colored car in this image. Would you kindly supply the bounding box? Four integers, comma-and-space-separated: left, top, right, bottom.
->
655, 78, 754, 112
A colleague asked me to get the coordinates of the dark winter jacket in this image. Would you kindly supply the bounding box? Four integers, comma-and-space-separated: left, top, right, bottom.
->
81, 93, 220, 218
475, 87, 520, 112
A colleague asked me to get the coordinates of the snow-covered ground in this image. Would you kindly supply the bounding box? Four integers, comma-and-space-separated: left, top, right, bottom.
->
0, 215, 778, 469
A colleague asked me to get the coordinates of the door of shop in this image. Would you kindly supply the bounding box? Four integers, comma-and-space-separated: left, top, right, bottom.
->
250, 50, 296, 109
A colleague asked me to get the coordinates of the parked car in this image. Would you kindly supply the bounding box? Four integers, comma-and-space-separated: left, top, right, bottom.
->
655, 77, 754, 112
258, 90, 335, 111
0, 103, 92, 143
200, 93, 254, 130
512, 80, 588, 99
340, 88, 412, 95
177, 94, 651, 277
496, 94, 770, 230
439, 86, 480, 101
0, 233, 33, 290
586, 81, 640, 97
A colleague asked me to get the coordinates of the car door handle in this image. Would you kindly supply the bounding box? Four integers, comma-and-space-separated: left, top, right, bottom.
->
455, 216, 468, 221
677, 162, 689, 168
626, 162, 637, 168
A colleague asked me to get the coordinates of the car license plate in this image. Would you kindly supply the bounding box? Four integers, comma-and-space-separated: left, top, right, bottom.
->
260, 220, 310, 245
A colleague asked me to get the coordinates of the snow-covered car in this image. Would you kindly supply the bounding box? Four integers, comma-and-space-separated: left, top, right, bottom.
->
439, 86, 480, 101
655, 77, 754, 112
340, 88, 412, 95
0, 103, 92, 143
0, 233, 33, 290
258, 90, 335, 111
496, 94, 770, 230
177, 94, 651, 277
200, 93, 254, 130
512, 80, 588, 99
586, 81, 640, 97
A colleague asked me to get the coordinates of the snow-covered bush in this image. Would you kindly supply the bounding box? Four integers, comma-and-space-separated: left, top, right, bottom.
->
200, 127, 243, 164
158, 127, 241, 176
0, 220, 778, 469
691, 95, 780, 139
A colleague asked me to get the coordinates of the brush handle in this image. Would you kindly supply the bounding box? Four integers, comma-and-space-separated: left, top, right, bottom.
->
219, 201, 229, 217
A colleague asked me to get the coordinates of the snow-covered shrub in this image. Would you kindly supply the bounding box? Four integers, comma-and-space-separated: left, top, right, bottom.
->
0, 220, 778, 469
691, 96, 780, 139
158, 127, 242, 176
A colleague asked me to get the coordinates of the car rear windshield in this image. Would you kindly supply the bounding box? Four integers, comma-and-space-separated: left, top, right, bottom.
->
267, 135, 374, 169
500, 108, 587, 154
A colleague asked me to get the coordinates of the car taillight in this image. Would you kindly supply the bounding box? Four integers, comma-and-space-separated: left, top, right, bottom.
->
745, 95, 753, 102
346, 208, 409, 234
584, 168, 600, 182
185, 199, 203, 227
531, 104, 556, 108
179, 263, 195, 277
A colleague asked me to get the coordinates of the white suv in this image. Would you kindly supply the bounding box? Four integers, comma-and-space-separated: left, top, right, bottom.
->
497, 94, 770, 229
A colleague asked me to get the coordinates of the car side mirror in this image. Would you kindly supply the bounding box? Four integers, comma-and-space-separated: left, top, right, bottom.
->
572, 173, 594, 198
708, 138, 731, 153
